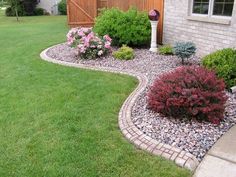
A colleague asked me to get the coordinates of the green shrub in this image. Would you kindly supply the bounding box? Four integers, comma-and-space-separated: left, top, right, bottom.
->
5, 0, 39, 16
113, 45, 134, 60
5, 7, 14, 16
202, 48, 236, 88
5, 6, 25, 16
159, 45, 173, 55
22, 0, 38, 16
173, 42, 196, 64
94, 8, 151, 47
0, 0, 8, 7
34, 8, 45, 16
58, 0, 67, 15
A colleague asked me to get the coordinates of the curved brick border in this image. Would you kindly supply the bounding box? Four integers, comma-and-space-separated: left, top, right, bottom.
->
40, 44, 199, 171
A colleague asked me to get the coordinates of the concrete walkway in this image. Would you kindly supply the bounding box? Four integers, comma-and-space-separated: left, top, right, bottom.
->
193, 125, 236, 177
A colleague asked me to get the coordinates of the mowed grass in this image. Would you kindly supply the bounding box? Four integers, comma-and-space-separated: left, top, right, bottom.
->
0, 11, 191, 177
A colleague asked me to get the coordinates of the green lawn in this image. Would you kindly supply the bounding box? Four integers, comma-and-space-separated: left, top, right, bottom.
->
0, 11, 191, 177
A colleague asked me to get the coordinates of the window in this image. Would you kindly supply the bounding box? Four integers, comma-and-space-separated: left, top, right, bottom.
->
193, 0, 210, 14
192, 0, 235, 17
213, 0, 234, 16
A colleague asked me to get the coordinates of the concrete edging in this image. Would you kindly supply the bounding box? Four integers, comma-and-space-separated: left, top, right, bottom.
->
40, 44, 199, 171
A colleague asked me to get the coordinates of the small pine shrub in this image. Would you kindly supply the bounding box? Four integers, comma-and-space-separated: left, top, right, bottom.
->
159, 45, 173, 55
58, 0, 67, 15
202, 48, 236, 89
147, 66, 227, 124
173, 42, 196, 64
94, 8, 151, 47
113, 45, 134, 60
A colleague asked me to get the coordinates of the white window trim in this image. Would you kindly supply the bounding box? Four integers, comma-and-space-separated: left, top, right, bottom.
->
187, 0, 234, 24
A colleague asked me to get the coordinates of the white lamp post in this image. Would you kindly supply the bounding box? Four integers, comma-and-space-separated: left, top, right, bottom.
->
148, 9, 160, 53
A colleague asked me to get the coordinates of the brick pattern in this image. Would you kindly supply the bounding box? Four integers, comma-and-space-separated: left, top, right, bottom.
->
163, 0, 236, 56
40, 45, 199, 171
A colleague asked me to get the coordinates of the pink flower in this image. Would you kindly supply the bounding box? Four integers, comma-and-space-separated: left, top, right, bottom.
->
66, 33, 71, 38
77, 44, 83, 48
82, 27, 92, 34
105, 41, 111, 49
67, 36, 75, 45
84, 41, 89, 47
93, 36, 101, 42
78, 30, 85, 37
98, 50, 103, 56
103, 35, 112, 42
77, 44, 87, 53
82, 36, 90, 47
67, 28, 78, 37
87, 32, 95, 39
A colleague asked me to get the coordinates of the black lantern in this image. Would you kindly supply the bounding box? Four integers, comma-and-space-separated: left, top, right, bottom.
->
148, 9, 160, 21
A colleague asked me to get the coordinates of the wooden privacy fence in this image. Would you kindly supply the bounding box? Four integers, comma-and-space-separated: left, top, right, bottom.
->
67, 0, 164, 44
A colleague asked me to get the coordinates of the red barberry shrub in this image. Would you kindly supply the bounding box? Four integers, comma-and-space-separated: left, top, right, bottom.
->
147, 66, 227, 124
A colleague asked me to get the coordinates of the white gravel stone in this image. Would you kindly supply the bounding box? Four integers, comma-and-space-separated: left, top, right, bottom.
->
47, 43, 236, 161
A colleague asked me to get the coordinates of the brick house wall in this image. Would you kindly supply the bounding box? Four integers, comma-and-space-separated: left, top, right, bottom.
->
163, 0, 236, 56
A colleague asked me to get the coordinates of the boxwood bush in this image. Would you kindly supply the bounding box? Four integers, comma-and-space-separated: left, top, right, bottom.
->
94, 8, 151, 47
202, 48, 236, 88
113, 45, 134, 60
147, 66, 227, 124
159, 45, 173, 55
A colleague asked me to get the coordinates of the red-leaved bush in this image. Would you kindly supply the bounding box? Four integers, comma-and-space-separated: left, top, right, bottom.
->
147, 66, 227, 124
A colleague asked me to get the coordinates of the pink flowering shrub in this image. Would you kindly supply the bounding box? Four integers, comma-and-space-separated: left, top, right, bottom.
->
66, 27, 112, 59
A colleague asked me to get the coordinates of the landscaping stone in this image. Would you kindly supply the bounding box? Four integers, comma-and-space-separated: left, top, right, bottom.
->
42, 43, 236, 170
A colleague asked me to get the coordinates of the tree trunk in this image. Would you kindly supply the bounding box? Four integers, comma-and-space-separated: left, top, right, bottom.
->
9, 0, 19, 21
15, 5, 19, 21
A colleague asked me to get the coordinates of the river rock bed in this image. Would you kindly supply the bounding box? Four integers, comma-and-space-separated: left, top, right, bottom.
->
47, 43, 236, 161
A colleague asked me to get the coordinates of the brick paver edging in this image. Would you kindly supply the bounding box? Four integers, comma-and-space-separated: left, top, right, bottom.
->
40, 45, 199, 171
